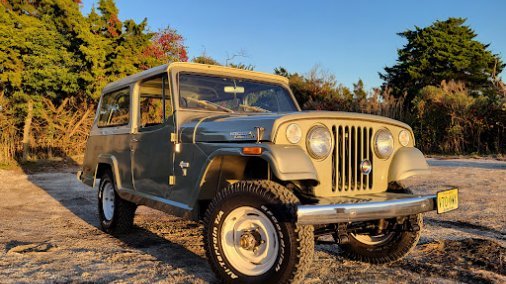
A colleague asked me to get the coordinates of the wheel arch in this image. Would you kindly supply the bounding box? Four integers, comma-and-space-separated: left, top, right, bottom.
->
196, 153, 270, 202
195, 145, 319, 206
94, 154, 122, 190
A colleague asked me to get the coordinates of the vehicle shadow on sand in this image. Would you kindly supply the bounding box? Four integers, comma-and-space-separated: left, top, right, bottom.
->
19, 154, 216, 282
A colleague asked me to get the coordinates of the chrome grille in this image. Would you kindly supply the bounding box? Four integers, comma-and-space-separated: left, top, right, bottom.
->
331, 125, 373, 192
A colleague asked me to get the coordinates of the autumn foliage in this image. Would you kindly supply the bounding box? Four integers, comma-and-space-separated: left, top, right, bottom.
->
141, 27, 188, 69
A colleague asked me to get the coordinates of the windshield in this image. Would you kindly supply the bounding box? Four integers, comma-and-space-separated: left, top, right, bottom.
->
178, 73, 298, 113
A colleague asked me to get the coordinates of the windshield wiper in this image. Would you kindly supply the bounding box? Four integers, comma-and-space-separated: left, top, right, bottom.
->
185, 97, 234, 113
240, 104, 270, 113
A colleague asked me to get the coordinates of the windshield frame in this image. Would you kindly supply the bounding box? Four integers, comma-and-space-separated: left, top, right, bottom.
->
174, 71, 301, 114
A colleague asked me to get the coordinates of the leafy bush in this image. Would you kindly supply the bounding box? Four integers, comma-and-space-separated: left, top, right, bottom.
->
0, 0, 187, 164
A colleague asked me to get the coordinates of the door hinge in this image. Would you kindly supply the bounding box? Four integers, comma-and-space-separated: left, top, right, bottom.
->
169, 175, 176, 185
170, 133, 177, 143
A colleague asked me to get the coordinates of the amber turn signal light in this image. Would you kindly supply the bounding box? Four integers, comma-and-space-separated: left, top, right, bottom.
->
242, 147, 263, 155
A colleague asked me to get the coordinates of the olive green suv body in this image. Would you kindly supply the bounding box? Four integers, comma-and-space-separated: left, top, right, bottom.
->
79, 62, 458, 283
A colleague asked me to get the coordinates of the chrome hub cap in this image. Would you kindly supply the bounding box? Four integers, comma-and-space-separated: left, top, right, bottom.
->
221, 206, 279, 276
240, 230, 263, 251
102, 182, 115, 221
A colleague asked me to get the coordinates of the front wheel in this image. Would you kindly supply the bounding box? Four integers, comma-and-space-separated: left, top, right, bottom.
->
204, 180, 314, 283
340, 187, 423, 264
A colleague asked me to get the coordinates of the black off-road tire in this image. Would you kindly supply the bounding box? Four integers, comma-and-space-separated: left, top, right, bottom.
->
97, 170, 137, 234
340, 187, 423, 264
204, 180, 314, 284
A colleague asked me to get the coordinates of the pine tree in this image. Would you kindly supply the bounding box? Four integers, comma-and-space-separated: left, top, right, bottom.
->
380, 18, 504, 103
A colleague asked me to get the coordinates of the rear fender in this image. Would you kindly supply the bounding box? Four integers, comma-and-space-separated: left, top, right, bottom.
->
95, 154, 122, 190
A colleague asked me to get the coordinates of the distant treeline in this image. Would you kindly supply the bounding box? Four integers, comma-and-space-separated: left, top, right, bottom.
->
0, 1, 504, 165
277, 18, 505, 155
277, 68, 505, 155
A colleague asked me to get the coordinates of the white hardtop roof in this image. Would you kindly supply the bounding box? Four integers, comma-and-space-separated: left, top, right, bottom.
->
101, 62, 289, 94
102, 64, 169, 94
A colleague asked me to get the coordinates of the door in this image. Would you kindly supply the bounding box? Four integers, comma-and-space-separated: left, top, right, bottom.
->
131, 74, 175, 198
95, 87, 135, 191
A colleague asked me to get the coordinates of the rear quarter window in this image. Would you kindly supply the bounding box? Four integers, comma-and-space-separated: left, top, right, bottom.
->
97, 88, 130, 127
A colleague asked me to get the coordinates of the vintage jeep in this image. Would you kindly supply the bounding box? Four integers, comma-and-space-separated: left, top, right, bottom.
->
78, 62, 458, 283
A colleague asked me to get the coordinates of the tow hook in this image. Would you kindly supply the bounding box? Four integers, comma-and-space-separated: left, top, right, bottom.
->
396, 216, 420, 232
406, 215, 421, 232
333, 223, 350, 244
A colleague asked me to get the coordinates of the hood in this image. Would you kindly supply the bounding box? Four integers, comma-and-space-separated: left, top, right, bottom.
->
179, 113, 285, 143
179, 111, 411, 143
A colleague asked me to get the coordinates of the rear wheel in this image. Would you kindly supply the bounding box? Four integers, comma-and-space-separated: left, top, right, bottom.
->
97, 171, 137, 234
340, 187, 423, 264
204, 180, 314, 283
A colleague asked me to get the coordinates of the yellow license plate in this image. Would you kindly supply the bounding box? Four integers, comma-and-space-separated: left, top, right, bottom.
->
437, 188, 459, 213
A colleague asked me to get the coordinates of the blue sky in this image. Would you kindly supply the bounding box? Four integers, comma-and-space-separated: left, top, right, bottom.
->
81, 0, 506, 89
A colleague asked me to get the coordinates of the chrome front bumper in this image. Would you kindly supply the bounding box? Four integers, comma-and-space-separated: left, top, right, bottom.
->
296, 193, 437, 225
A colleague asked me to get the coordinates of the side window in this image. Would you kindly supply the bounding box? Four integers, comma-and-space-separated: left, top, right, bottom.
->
138, 74, 172, 129
97, 88, 130, 127
139, 74, 172, 128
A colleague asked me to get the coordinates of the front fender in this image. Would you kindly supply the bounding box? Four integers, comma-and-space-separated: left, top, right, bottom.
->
203, 144, 319, 184
388, 147, 430, 182
261, 144, 319, 183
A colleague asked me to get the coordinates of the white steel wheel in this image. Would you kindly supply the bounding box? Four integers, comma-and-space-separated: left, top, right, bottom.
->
102, 181, 115, 221
220, 206, 279, 276
205, 180, 314, 283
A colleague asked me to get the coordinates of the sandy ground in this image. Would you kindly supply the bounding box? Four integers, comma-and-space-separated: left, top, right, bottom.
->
0, 158, 504, 283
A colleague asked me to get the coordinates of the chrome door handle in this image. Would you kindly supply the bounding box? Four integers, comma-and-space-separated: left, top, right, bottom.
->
179, 161, 190, 176
130, 138, 139, 152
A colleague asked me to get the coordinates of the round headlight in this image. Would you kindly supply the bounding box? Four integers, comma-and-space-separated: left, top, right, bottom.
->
306, 125, 332, 159
374, 128, 394, 159
286, 123, 302, 144
398, 130, 410, 147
